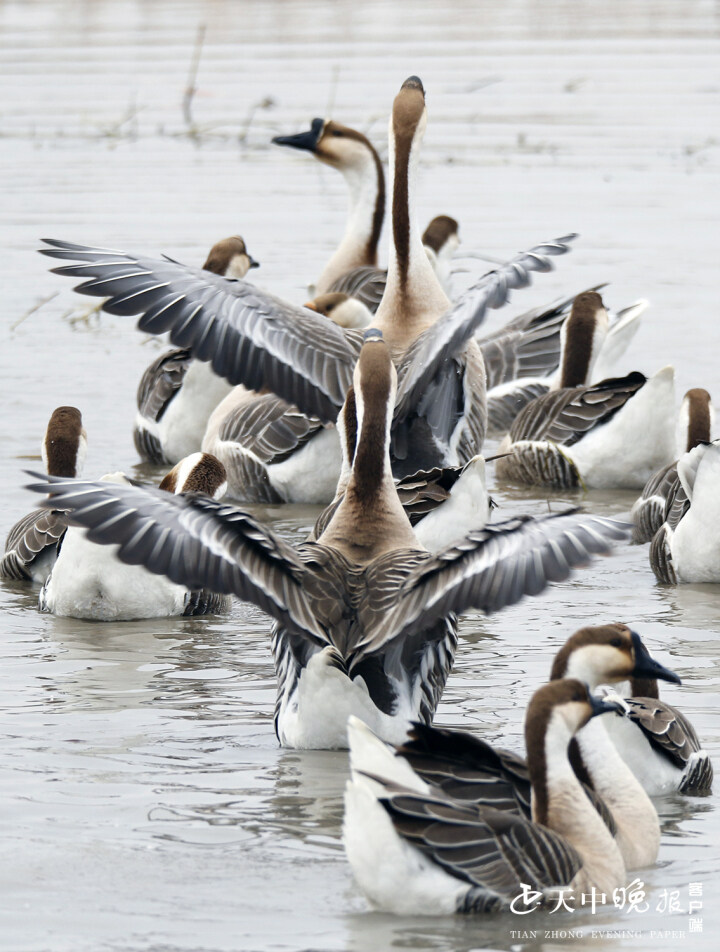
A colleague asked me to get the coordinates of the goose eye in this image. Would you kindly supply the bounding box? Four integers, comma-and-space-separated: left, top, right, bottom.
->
331, 129, 343, 137
610, 637, 622, 648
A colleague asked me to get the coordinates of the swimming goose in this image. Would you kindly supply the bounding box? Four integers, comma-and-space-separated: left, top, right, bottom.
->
632, 388, 714, 543
649, 438, 720, 583
38, 452, 229, 620
27, 333, 626, 747
1, 406, 86, 583
385, 624, 679, 869
485, 293, 647, 436
343, 681, 627, 915
134, 235, 260, 465
273, 118, 385, 298
495, 292, 675, 489
40, 83, 575, 480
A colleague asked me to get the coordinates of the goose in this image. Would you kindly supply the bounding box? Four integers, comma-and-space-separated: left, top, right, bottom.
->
375, 624, 680, 869
27, 332, 626, 748
486, 293, 647, 436
343, 681, 627, 915
1, 406, 86, 583
649, 438, 720, 584
134, 235, 260, 465
38, 452, 229, 621
495, 293, 675, 490
421, 215, 460, 297
304, 291, 372, 329
40, 77, 576, 481
632, 388, 714, 543
272, 118, 385, 299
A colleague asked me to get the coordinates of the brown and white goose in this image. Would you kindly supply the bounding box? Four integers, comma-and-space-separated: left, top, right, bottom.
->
40, 78, 575, 481
1, 406, 86, 583
38, 452, 229, 621
343, 682, 627, 915
27, 333, 626, 748
495, 293, 675, 490
371, 624, 680, 871
632, 387, 714, 543
134, 235, 260, 465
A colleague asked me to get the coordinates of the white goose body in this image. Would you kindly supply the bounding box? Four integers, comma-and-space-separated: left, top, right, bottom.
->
39, 454, 229, 621
650, 439, 720, 583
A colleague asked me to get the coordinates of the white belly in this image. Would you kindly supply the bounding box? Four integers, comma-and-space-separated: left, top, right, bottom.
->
159, 362, 234, 464
268, 427, 342, 504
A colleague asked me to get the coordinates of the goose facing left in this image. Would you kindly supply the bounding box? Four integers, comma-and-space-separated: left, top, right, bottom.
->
134, 235, 260, 465
27, 333, 626, 748
343, 682, 627, 915
1, 406, 86, 583
38, 453, 229, 621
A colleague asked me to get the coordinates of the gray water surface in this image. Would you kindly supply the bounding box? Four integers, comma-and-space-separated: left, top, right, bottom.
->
2, 2, 719, 950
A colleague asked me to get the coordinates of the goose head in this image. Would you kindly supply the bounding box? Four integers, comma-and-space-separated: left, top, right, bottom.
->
202, 236, 259, 279
375, 77, 451, 344
159, 452, 228, 500
422, 215, 460, 295
677, 387, 714, 454
549, 623, 681, 696
557, 290, 609, 388
42, 406, 86, 478
305, 292, 372, 329
273, 118, 381, 174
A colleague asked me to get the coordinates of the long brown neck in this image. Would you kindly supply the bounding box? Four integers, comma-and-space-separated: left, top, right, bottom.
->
559, 292, 607, 388
373, 86, 450, 352
629, 677, 659, 699
684, 388, 712, 451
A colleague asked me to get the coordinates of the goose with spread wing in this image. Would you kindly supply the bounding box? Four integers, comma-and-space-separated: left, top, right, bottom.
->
40, 77, 575, 484
1, 406, 86, 583
28, 333, 626, 748
343, 682, 627, 915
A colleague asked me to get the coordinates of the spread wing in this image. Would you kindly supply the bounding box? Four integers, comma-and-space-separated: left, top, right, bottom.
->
393, 234, 577, 424
25, 472, 328, 640
509, 372, 647, 446
329, 266, 387, 313
40, 239, 362, 422
360, 510, 628, 652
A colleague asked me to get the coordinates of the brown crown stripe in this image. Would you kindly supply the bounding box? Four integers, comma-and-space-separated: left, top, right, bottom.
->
202, 236, 249, 275
684, 388, 712, 451
560, 290, 605, 388
549, 623, 632, 680
342, 386, 358, 462
422, 215, 459, 253
391, 84, 426, 290
524, 679, 594, 828
45, 406, 83, 478
350, 344, 393, 506
160, 454, 227, 495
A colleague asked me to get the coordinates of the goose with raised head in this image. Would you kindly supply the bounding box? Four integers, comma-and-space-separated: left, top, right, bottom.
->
134, 235, 260, 465
38, 452, 229, 621
381, 624, 680, 869
343, 681, 627, 915
632, 388, 714, 543
485, 292, 647, 435
273, 118, 385, 300
649, 438, 720, 584
27, 333, 626, 748
495, 294, 675, 490
40, 78, 575, 480
1, 406, 86, 583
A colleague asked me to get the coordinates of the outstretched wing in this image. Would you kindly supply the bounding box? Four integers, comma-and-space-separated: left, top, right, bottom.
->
329, 265, 387, 313
361, 510, 628, 651
40, 239, 362, 422
393, 235, 577, 424
25, 472, 328, 640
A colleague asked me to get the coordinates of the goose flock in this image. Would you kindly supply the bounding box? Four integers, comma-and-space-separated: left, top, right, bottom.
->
3, 75, 716, 918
